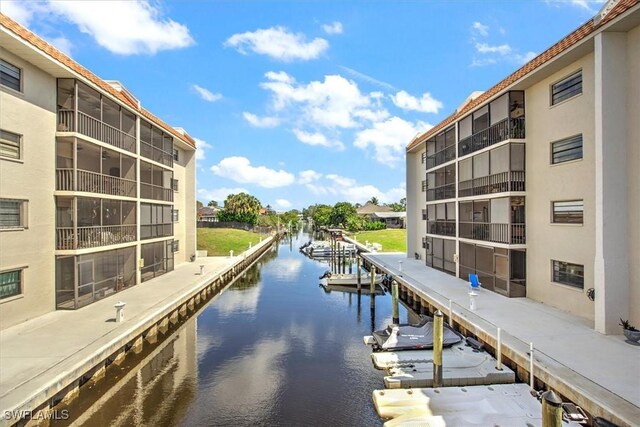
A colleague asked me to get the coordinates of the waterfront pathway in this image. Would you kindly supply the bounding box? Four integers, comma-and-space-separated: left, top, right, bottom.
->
0, 238, 272, 423
364, 252, 640, 426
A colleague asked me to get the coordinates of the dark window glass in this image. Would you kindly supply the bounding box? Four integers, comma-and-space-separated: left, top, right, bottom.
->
173, 148, 179, 162
172, 209, 179, 222
551, 135, 582, 164
0, 270, 21, 299
551, 71, 582, 105
0, 59, 21, 91
172, 240, 179, 252
552, 260, 584, 288
0, 200, 24, 228
552, 200, 583, 224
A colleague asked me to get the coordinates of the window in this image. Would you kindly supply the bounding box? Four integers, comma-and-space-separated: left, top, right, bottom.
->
421, 152, 426, 164
552, 200, 583, 224
551, 71, 582, 105
0, 59, 21, 91
0, 199, 27, 229
422, 209, 427, 220
0, 269, 22, 299
421, 180, 426, 192
172, 240, 179, 252
171, 178, 179, 192
172, 209, 179, 222
173, 148, 179, 162
0, 129, 21, 160
552, 260, 584, 289
551, 135, 582, 164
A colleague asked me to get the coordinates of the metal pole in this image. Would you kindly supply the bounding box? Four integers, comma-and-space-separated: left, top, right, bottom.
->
391, 281, 399, 324
342, 246, 346, 274
541, 391, 563, 427
496, 328, 503, 370
529, 342, 535, 390
357, 256, 361, 294
448, 299, 453, 326
433, 310, 444, 388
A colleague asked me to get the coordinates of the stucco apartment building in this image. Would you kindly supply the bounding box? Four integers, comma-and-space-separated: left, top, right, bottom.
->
0, 15, 197, 330
406, 0, 639, 334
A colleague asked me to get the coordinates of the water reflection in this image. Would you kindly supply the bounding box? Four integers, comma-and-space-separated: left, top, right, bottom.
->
61, 233, 410, 426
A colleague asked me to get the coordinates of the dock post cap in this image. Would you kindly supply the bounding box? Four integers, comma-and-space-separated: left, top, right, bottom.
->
434, 309, 443, 317
541, 390, 562, 406
114, 301, 126, 308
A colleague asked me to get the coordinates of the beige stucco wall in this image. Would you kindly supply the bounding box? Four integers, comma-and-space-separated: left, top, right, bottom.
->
171, 145, 196, 264
0, 49, 56, 329
406, 148, 424, 259
525, 53, 596, 321
627, 25, 640, 327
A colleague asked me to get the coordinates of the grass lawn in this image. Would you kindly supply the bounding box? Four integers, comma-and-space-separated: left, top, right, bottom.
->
349, 229, 407, 253
197, 228, 263, 256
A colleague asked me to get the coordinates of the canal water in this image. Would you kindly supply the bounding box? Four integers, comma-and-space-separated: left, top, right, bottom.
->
56, 232, 411, 427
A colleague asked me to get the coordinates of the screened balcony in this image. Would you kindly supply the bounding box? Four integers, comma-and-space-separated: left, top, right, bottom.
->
56, 139, 136, 198
458, 143, 525, 197
458, 91, 525, 157
459, 243, 526, 297
425, 126, 456, 170
459, 197, 525, 245
57, 79, 136, 153
426, 164, 456, 202
140, 120, 174, 167
140, 161, 173, 202
56, 197, 136, 250
426, 202, 456, 237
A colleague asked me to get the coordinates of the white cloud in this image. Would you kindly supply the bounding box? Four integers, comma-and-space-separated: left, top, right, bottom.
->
471, 57, 497, 67
1, 1, 39, 25
275, 199, 292, 209
47, 1, 194, 55
545, 0, 605, 13
192, 85, 222, 102
391, 90, 443, 114
197, 187, 248, 203
471, 21, 489, 37
225, 26, 328, 62
243, 112, 280, 128
515, 51, 537, 64
322, 21, 343, 35
260, 71, 383, 129
298, 170, 322, 184
354, 117, 432, 165
475, 42, 512, 55
305, 174, 405, 204
194, 137, 212, 161
339, 66, 396, 91
292, 129, 344, 150
211, 157, 295, 188
46, 36, 73, 57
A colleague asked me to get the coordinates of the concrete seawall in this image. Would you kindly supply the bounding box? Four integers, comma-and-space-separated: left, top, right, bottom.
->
0, 237, 276, 426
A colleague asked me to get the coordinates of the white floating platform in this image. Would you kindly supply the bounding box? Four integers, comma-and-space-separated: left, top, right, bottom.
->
373, 383, 579, 426
384, 345, 515, 389
371, 341, 466, 370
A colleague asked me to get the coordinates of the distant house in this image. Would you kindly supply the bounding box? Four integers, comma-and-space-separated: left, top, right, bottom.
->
198, 206, 219, 222
356, 202, 406, 228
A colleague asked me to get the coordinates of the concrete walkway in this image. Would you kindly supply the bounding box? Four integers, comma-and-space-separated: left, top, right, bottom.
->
364, 252, 640, 426
0, 238, 272, 424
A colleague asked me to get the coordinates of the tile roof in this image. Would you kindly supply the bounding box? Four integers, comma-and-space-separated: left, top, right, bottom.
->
406, 0, 639, 152
0, 13, 196, 149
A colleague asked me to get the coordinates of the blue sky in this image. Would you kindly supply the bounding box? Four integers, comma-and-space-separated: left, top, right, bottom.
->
3, 0, 605, 210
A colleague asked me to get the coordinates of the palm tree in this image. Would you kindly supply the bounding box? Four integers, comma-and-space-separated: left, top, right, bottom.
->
368, 197, 379, 205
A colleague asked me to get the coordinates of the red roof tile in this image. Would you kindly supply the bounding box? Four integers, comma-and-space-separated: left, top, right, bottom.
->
0, 13, 196, 149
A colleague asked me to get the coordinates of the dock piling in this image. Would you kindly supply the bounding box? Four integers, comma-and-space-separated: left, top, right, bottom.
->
529, 342, 535, 390
541, 391, 563, 427
433, 310, 444, 388
357, 257, 361, 293
370, 265, 376, 294
391, 281, 400, 324
496, 328, 503, 370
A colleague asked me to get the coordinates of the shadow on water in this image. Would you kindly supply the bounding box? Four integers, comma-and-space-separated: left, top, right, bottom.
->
55, 232, 409, 427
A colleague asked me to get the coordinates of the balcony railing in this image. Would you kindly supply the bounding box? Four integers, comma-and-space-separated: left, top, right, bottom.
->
426, 220, 456, 237
58, 109, 136, 153
140, 183, 173, 202
140, 141, 173, 167
56, 169, 136, 198
426, 145, 456, 170
458, 171, 525, 197
57, 225, 137, 250
459, 222, 526, 244
458, 117, 525, 157
426, 183, 456, 201
140, 224, 173, 240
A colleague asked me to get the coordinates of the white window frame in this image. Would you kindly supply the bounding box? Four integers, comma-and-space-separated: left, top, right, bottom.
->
550, 70, 582, 106
0, 268, 24, 301
0, 129, 22, 160
0, 199, 28, 230
0, 58, 22, 93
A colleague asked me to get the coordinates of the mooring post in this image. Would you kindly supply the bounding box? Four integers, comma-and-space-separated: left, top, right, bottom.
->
433, 310, 444, 388
496, 327, 503, 370
391, 281, 400, 324
541, 390, 563, 427
370, 265, 376, 294
357, 256, 362, 293
342, 246, 346, 274
448, 299, 453, 326
529, 342, 535, 389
